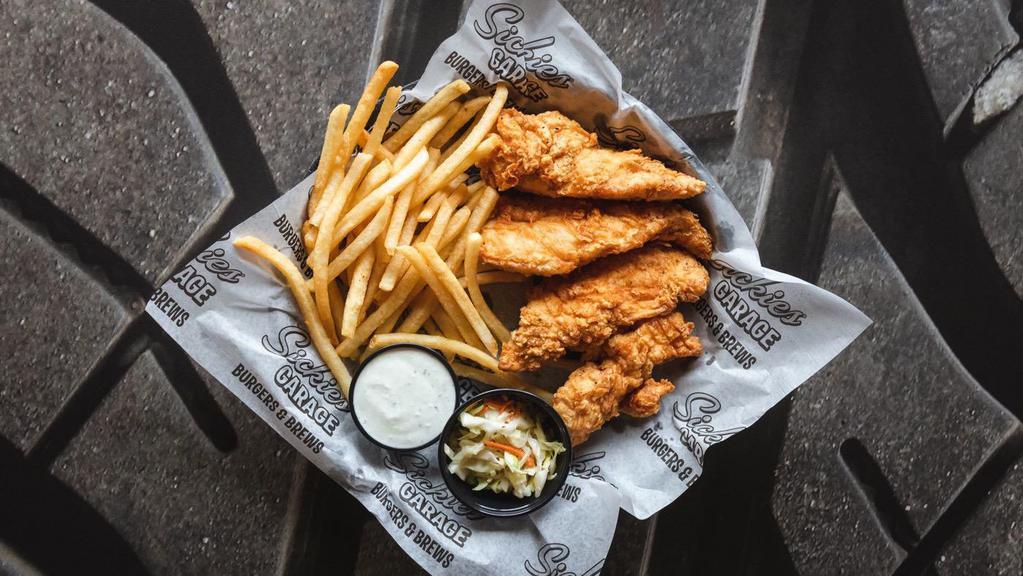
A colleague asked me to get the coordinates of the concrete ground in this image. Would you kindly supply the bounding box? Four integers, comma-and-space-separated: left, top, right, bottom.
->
1, 0, 1021, 574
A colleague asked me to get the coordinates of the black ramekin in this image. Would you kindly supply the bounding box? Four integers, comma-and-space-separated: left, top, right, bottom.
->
348, 343, 458, 452
438, 388, 572, 518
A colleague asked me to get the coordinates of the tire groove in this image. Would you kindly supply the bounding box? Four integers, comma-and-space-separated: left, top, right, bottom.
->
86, 0, 279, 219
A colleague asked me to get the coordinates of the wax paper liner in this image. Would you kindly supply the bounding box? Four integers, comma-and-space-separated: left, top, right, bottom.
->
147, 1, 870, 573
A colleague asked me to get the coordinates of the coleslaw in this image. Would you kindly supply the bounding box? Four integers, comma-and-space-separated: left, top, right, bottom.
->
444, 397, 566, 498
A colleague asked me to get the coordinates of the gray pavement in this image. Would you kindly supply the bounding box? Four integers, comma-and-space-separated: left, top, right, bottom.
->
1, 0, 1021, 574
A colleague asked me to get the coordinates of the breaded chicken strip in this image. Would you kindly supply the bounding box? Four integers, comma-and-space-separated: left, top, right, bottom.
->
619, 379, 676, 418
500, 245, 709, 372
480, 193, 713, 276
479, 109, 706, 201
553, 312, 702, 445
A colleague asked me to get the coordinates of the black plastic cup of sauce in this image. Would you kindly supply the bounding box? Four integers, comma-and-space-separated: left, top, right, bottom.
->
439, 388, 572, 518
349, 344, 458, 452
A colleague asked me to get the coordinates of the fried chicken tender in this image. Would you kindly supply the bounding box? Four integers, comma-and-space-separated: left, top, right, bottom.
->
553, 312, 702, 445
479, 109, 706, 201
619, 379, 676, 418
499, 245, 709, 372
479, 193, 713, 276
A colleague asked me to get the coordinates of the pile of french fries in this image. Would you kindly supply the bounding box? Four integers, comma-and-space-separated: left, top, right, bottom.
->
235, 61, 550, 402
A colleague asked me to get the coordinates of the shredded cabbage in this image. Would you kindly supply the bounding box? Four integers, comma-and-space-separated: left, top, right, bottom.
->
444, 398, 565, 498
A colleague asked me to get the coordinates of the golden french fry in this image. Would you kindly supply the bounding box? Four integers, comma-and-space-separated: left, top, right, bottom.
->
311, 153, 375, 333
392, 102, 458, 170
321, 195, 392, 285
423, 318, 443, 337
332, 147, 428, 245
467, 180, 487, 194
416, 84, 507, 202
234, 236, 352, 396
440, 207, 471, 248
439, 185, 500, 280
417, 189, 447, 222
385, 148, 438, 255
383, 80, 470, 153
302, 221, 318, 255
310, 104, 351, 214
458, 271, 526, 287
353, 158, 393, 205
364, 86, 402, 158
430, 96, 490, 149
465, 232, 512, 342
311, 63, 397, 224
336, 266, 423, 358
327, 279, 347, 341
341, 247, 375, 338
397, 246, 482, 348
415, 133, 501, 206
379, 188, 457, 292
417, 243, 498, 355
429, 308, 460, 340
365, 333, 498, 371
377, 203, 421, 292
339, 61, 398, 167
395, 289, 438, 334
310, 152, 374, 228
384, 181, 416, 256
433, 302, 486, 351
450, 362, 553, 402
359, 240, 389, 324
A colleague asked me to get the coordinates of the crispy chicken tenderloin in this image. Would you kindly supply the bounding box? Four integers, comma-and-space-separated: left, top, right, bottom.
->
499, 245, 709, 372
479, 108, 706, 201
479, 193, 713, 276
553, 312, 703, 445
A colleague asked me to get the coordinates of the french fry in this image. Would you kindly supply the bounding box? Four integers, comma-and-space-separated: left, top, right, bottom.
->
433, 304, 486, 351
383, 80, 470, 153
338, 60, 398, 167
311, 62, 397, 224
364, 86, 402, 158
234, 236, 352, 396
417, 189, 447, 222
335, 266, 423, 358
321, 195, 392, 285
450, 362, 553, 402
423, 318, 443, 337
353, 158, 392, 204
465, 232, 512, 342
379, 187, 457, 292
440, 207, 471, 248
377, 203, 422, 291
419, 178, 468, 221
429, 308, 461, 340
365, 333, 498, 371
395, 289, 439, 334
359, 240, 390, 324
416, 84, 507, 202
302, 221, 318, 255
327, 280, 347, 341
377, 303, 404, 335
417, 243, 499, 355
392, 102, 458, 170
311, 152, 375, 334
459, 271, 526, 286
384, 148, 438, 255
310, 104, 351, 214
332, 147, 428, 245
415, 133, 501, 206
360, 129, 396, 163
310, 152, 374, 228
397, 246, 482, 348
341, 247, 375, 338
430, 95, 490, 149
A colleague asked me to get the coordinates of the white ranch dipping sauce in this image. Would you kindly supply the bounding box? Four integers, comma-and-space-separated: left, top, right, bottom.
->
352, 347, 456, 450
